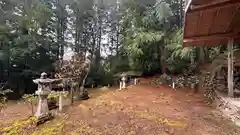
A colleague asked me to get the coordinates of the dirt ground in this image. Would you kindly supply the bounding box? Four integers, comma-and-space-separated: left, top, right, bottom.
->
1, 84, 240, 135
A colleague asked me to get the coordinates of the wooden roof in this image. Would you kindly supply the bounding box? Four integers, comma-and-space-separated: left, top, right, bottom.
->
183, 0, 240, 47
113, 71, 143, 78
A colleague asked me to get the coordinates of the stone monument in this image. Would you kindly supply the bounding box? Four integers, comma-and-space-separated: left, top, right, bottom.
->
33, 72, 61, 124
120, 73, 127, 90
134, 78, 138, 85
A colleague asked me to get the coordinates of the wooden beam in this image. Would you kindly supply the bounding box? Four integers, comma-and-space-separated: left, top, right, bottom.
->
188, 0, 240, 13
208, 8, 220, 34
195, 11, 203, 42
228, 37, 234, 97
225, 4, 240, 33
185, 0, 193, 13
184, 33, 232, 43
184, 33, 240, 43
196, 11, 203, 33
192, 0, 215, 5
183, 41, 220, 47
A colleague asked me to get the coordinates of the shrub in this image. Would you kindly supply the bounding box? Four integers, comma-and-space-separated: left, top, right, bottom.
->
22, 94, 38, 116
0, 89, 12, 113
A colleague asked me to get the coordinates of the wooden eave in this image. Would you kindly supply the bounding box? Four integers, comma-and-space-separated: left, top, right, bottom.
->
183, 0, 240, 47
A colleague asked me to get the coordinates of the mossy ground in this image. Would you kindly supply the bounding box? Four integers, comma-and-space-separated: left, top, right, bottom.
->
1, 84, 240, 135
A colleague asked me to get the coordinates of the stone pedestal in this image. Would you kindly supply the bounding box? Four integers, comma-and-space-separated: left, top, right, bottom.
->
79, 86, 89, 100
35, 91, 51, 118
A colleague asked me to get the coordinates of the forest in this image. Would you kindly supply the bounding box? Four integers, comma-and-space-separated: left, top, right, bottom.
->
1, 0, 240, 134
0, 0, 239, 97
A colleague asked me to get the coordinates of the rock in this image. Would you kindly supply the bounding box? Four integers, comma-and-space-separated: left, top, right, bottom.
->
79, 90, 89, 100
235, 120, 240, 127
100, 86, 109, 91
36, 113, 53, 126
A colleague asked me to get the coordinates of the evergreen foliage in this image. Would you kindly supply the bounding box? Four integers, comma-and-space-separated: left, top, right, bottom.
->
0, 0, 229, 98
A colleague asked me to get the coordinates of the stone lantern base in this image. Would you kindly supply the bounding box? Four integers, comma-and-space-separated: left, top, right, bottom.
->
35, 90, 53, 125
79, 87, 89, 100
36, 113, 53, 125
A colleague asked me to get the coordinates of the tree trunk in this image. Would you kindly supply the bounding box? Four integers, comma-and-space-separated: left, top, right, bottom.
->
160, 46, 167, 74
161, 57, 166, 74
191, 49, 195, 65
199, 47, 205, 64
78, 68, 90, 100
31, 102, 34, 116
70, 86, 74, 105
228, 37, 234, 97
180, 0, 185, 27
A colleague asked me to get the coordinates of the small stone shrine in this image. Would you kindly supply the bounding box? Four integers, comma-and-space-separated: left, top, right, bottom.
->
114, 71, 142, 90
33, 72, 61, 124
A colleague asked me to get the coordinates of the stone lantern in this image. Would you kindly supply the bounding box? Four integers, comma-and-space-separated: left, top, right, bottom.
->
33, 72, 61, 121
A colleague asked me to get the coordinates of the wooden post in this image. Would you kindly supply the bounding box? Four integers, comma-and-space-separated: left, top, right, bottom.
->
172, 81, 175, 89
228, 37, 234, 97
119, 81, 122, 90
70, 87, 74, 105
59, 92, 63, 112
